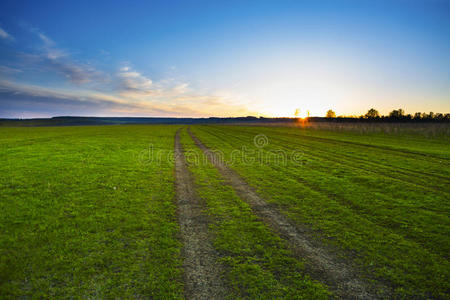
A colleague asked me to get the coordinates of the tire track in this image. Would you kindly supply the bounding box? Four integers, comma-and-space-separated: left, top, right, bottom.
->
188, 127, 391, 299
174, 129, 227, 299
199, 126, 449, 257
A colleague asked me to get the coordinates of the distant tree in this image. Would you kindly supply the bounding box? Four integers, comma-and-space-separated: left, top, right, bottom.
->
326, 109, 336, 118
413, 112, 422, 120
389, 109, 405, 119
294, 109, 300, 117
428, 112, 435, 119
365, 108, 380, 119
435, 113, 444, 120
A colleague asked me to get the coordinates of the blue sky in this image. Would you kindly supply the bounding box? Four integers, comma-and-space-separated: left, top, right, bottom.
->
0, 0, 449, 118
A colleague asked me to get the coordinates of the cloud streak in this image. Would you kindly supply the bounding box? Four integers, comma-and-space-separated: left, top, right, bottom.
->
0, 80, 142, 117
36, 32, 105, 84
117, 66, 153, 94
0, 79, 255, 118
0, 27, 256, 118
0, 27, 13, 40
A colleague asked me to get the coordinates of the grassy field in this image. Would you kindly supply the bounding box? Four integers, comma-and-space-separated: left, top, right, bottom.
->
0, 125, 183, 298
179, 129, 330, 298
190, 125, 449, 298
1, 124, 448, 298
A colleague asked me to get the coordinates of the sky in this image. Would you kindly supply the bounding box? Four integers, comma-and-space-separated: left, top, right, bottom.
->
0, 0, 449, 118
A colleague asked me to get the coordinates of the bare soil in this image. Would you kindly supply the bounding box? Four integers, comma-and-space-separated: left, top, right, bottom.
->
174, 129, 227, 299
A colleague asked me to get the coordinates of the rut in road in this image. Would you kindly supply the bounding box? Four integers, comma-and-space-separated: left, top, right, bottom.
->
174, 129, 227, 299
188, 127, 391, 299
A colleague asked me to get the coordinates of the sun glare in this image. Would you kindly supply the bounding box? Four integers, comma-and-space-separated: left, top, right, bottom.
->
293, 109, 310, 119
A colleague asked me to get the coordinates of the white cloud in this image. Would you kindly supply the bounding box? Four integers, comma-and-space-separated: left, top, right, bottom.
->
37, 32, 55, 47
173, 83, 189, 93
0, 27, 13, 40
117, 66, 153, 94
0, 25, 256, 117
0, 77, 257, 118
112, 65, 257, 117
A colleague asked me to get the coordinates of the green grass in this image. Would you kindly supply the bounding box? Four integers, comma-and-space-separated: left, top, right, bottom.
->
278, 124, 450, 158
190, 125, 450, 298
0, 125, 183, 298
179, 128, 330, 299
1, 123, 448, 298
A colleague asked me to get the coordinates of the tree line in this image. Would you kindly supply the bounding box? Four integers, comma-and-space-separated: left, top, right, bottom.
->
325, 108, 450, 121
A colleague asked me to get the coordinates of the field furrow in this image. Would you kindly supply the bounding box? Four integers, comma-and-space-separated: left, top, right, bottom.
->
179, 128, 331, 298
188, 128, 388, 298
211, 126, 450, 190
190, 125, 449, 298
